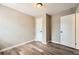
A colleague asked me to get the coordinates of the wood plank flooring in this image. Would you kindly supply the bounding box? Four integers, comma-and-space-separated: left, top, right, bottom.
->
0, 41, 79, 55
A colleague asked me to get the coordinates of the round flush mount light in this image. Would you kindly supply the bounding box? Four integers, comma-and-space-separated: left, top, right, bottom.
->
35, 3, 43, 8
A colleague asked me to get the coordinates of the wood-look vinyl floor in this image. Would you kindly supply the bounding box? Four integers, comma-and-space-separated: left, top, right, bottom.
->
0, 41, 79, 55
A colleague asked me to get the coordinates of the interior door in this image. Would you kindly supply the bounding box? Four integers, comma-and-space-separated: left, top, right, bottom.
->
35, 18, 43, 42
60, 14, 75, 48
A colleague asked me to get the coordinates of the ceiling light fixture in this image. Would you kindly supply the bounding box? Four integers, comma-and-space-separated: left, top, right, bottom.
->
35, 3, 43, 8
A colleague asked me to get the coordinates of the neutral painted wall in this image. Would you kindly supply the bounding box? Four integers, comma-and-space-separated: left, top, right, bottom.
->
51, 7, 77, 43
0, 5, 35, 49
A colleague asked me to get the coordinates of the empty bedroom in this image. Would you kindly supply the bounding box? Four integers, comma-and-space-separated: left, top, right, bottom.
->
0, 3, 79, 55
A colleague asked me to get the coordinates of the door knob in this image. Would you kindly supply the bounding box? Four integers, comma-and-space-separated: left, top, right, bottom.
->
40, 30, 42, 32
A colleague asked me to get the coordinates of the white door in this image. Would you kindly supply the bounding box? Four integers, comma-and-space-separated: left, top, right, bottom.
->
35, 18, 43, 42
60, 14, 75, 48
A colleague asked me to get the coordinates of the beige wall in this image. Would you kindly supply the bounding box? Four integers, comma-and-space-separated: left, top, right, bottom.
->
0, 5, 35, 49
51, 7, 77, 43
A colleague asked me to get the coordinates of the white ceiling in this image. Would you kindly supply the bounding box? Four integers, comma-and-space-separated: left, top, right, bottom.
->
2, 3, 79, 17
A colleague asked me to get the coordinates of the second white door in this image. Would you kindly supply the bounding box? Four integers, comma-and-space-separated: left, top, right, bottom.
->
60, 14, 75, 48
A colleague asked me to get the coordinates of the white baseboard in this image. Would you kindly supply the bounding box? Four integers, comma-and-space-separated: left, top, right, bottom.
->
35, 39, 47, 44
0, 40, 34, 52
52, 41, 60, 44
